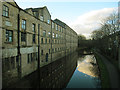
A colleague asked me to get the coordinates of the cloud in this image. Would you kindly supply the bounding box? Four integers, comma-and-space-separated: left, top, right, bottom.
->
69, 8, 116, 38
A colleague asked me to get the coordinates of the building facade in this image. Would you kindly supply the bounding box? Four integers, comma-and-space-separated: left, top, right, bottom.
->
0, 0, 78, 88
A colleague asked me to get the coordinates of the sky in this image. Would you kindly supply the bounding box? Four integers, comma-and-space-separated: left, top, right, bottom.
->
14, 0, 118, 38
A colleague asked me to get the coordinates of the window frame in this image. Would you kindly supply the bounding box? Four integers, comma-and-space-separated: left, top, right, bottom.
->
32, 23, 35, 32
5, 30, 13, 43
56, 24, 58, 31
47, 19, 50, 24
33, 34, 35, 43
40, 15, 44, 21
41, 38, 43, 44
3, 5, 9, 17
22, 19, 26, 30
45, 38, 47, 44
41, 50, 43, 55
21, 32, 26, 42
43, 30, 46, 37
53, 32, 55, 38
48, 32, 51, 37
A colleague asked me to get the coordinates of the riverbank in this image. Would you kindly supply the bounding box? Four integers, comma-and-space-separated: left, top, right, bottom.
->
94, 52, 110, 88
94, 51, 119, 88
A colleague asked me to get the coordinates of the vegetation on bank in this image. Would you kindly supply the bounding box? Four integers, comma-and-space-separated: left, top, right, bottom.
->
94, 53, 110, 88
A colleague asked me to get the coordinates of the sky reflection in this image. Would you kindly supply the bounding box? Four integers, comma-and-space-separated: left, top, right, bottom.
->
66, 55, 101, 88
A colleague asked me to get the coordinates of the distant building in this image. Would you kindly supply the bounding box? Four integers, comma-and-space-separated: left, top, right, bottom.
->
1, 0, 78, 87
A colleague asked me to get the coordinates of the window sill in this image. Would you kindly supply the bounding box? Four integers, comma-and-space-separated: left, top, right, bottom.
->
2, 15, 9, 18
21, 30, 26, 32
4, 42, 13, 44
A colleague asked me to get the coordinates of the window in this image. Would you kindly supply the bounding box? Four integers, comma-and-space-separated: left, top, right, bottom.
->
56, 24, 58, 30
52, 22, 54, 28
41, 38, 43, 44
33, 34, 35, 43
52, 48, 54, 53
40, 15, 44, 21
41, 50, 43, 55
59, 35, 61, 38
53, 40, 54, 43
55, 40, 57, 43
32, 24, 35, 43
28, 53, 33, 63
21, 32, 26, 42
48, 32, 51, 37
11, 57, 15, 69
6, 30, 13, 42
47, 20, 50, 24
22, 19, 26, 30
28, 54, 30, 63
31, 53, 33, 62
3, 57, 16, 72
49, 39, 50, 43
56, 33, 58, 38
32, 24, 35, 32
45, 38, 47, 43
59, 26, 61, 32
4, 58, 10, 71
53, 32, 55, 38
55, 48, 57, 52
43, 30, 46, 37
49, 49, 50, 54
3, 5, 9, 17
33, 12, 37, 17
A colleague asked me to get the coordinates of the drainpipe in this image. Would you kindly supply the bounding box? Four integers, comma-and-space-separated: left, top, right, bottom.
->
38, 24, 40, 88
51, 21, 52, 65
17, 9, 21, 78
50, 20, 53, 88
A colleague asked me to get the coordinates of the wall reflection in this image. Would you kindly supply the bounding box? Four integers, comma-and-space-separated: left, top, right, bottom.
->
40, 52, 78, 88
11, 52, 78, 88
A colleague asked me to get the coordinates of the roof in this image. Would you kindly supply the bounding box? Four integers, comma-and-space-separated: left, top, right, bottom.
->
5, 0, 20, 8
25, 6, 51, 16
54, 19, 66, 28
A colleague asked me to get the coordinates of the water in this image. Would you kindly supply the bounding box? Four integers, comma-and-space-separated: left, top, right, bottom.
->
11, 51, 101, 88
66, 55, 101, 88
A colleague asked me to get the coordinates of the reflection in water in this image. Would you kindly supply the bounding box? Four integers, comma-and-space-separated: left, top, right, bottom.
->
12, 52, 78, 88
11, 52, 101, 88
66, 55, 101, 88
77, 55, 99, 77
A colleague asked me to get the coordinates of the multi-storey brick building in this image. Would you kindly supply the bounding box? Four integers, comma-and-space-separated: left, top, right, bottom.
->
0, 0, 78, 88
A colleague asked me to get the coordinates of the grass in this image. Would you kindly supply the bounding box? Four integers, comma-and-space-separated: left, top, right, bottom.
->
94, 53, 110, 88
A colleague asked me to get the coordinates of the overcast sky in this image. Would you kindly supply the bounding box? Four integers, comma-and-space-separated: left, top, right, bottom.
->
14, 0, 118, 38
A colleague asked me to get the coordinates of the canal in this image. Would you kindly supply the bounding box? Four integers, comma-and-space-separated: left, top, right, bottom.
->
66, 55, 101, 88
12, 51, 101, 88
